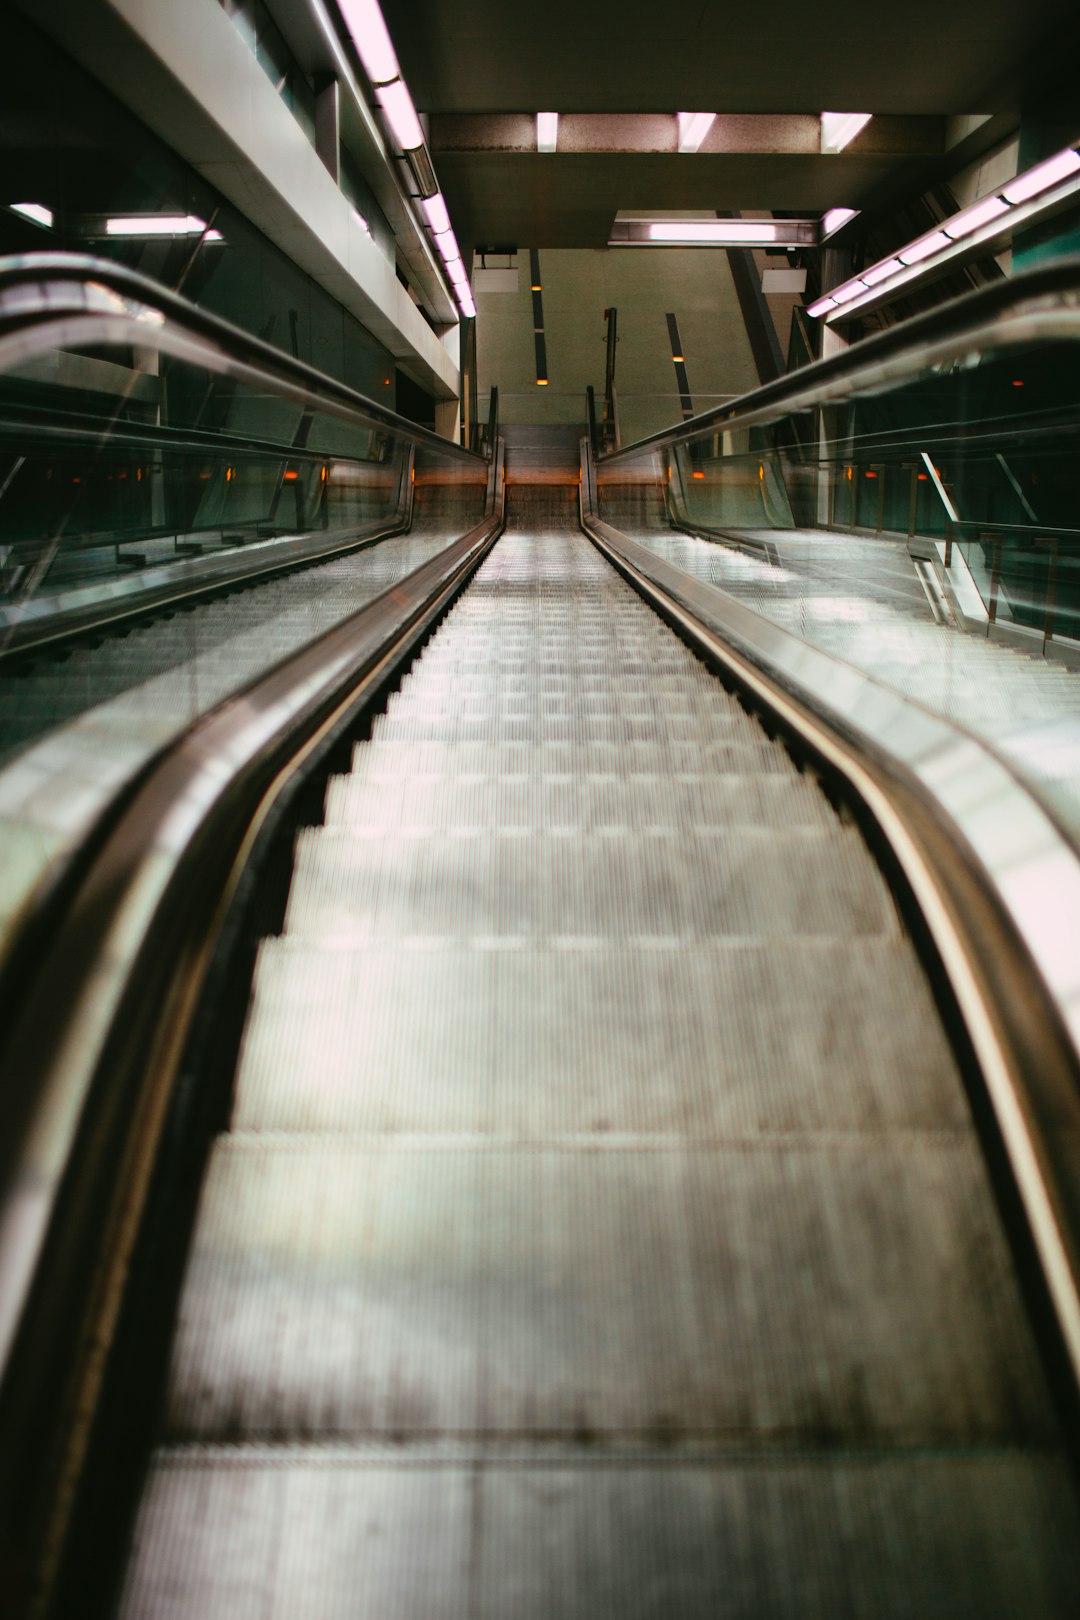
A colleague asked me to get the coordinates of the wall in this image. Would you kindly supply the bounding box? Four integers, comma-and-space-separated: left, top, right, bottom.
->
476, 247, 759, 443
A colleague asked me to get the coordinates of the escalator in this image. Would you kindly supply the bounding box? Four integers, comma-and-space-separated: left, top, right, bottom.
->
111, 486, 1080, 1615
2, 260, 1080, 1618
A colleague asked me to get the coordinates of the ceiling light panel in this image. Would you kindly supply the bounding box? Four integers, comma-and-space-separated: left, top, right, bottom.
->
677, 112, 715, 153
820, 112, 872, 153
537, 112, 559, 153
11, 202, 53, 227
106, 214, 212, 236
822, 206, 858, 237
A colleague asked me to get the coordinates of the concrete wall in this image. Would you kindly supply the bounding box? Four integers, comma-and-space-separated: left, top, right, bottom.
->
476, 248, 759, 443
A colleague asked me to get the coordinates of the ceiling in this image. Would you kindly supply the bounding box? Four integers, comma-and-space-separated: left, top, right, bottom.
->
374, 0, 1079, 248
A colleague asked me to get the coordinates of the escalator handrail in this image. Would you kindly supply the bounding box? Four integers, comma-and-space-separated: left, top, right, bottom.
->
580, 433, 1080, 1431
0, 252, 481, 462
597, 253, 1080, 461
0, 442, 505, 1617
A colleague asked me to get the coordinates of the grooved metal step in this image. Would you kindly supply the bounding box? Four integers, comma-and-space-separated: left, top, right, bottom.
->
116, 489, 1080, 1618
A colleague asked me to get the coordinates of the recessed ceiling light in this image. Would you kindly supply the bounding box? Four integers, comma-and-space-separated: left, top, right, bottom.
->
677, 112, 715, 153
648, 220, 783, 244
537, 112, 559, 153
822, 206, 858, 237
820, 112, 872, 153
11, 202, 53, 228
105, 214, 210, 236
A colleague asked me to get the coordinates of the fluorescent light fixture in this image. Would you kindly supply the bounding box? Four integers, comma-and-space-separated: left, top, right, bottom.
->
677, 112, 715, 153
1002, 146, 1080, 204
457, 288, 477, 318
821, 112, 872, 153
11, 202, 53, 228
830, 279, 867, 305
822, 206, 858, 237
106, 214, 213, 236
338, 0, 399, 84
861, 256, 902, 285
942, 194, 1009, 238
898, 229, 949, 264
648, 220, 782, 243
537, 112, 559, 153
445, 258, 469, 287
805, 295, 838, 317
436, 229, 461, 264
422, 193, 452, 236
377, 79, 424, 151
813, 143, 1080, 322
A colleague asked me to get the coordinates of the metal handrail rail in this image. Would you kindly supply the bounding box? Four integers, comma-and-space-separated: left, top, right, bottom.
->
0, 443, 505, 1618
579, 432, 1080, 1446
598, 254, 1080, 462
0, 252, 481, 462
483, 384, 499, 460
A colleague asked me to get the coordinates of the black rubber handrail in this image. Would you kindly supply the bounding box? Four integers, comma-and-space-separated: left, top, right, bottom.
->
0, 252, 481, 463
0, 441, 505, 1619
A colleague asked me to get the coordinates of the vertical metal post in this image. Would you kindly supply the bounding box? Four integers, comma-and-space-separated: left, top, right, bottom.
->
908, 466, 918, 539
1044, 538, 1059, 647
988, 534, 1002, 625
586, 386, 598, 459
603, 307, 618, 448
